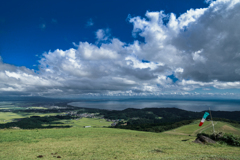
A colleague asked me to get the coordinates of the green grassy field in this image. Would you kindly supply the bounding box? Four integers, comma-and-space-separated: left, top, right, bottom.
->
202, 121, 240, 136
0, 112, 60, 124
1, 127, 240, 160
165, 120, 240, 136
0, 102, 52, 124
0, 112, 25, 123
57, 118, 112, 128
44, 118, 112, 128
1, 108, 240, 160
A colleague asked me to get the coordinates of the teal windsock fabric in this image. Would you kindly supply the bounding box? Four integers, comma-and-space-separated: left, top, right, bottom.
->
203, 112, 209, 119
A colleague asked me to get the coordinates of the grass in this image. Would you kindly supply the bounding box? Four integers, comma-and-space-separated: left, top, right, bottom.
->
1, 109, 240, 160
165, 121, 211, 136
165, 120, 240, 137
0, 111, 60, 124
0, 110, 112, 127
57, 117, 112, 128
0, 112, 25, 123
16, 112, 59, 117
0, 102, 48, 123
0, 127, 240, 160
202, 121, 240, 136
43, 118, 112, 128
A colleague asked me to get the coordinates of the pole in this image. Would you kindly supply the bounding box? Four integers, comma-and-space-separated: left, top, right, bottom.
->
209, 107, 215, 134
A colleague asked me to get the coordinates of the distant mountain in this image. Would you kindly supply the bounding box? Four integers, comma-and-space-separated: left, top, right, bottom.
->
98, 107, 240, 122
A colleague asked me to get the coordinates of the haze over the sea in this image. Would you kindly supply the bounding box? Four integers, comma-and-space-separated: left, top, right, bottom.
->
69, 99, 240, 112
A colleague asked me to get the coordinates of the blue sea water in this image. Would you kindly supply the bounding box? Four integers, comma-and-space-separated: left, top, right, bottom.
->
68, 99, 240, 112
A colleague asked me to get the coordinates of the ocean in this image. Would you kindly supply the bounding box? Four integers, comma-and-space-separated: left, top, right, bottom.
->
68, 99, 240, 112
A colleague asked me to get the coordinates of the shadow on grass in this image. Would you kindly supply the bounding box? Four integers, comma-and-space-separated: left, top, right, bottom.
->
151, 149, 164, 153
0, 115, 73, 129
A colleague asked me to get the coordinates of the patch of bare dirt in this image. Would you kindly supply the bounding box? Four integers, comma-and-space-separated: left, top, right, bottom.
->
220, 125, 237, 132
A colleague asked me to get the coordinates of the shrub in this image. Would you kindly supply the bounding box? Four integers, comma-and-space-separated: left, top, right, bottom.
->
197, 132, 240, 147
220, 134, 240, 146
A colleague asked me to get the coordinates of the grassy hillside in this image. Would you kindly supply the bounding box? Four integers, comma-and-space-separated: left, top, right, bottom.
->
0, 112, 240, 160
1, 106, 240, 159
202, 121, 240, 136
0, 112, 60, 124
0, 112, 25, 123
55, 118, 112, 128
165, 120, 240, 136
0, 127, 240, 160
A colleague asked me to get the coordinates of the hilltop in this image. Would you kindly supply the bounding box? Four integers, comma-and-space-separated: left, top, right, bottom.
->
1, 102, 240, 159
165, 120, 240, 136
1, 125, 240, 160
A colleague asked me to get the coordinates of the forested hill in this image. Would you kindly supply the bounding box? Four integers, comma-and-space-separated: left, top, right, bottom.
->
95, 107, 240, 122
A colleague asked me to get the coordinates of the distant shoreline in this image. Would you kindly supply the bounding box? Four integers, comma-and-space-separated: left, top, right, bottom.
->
68, 99, 240, 112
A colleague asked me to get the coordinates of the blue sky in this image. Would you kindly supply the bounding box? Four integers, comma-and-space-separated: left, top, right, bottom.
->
0, 0, 240, 99
0, 0, 208, 68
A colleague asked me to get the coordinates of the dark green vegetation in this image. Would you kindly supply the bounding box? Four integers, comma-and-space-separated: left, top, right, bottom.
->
79, 107, 240, 122
115, 118, 240, 135
2, 101, 240, 120
197, 133, 240, 147
1, 101, 240, 134
0, 115, 72, 129
115, 119, 195, 132
99, 108, 240, 134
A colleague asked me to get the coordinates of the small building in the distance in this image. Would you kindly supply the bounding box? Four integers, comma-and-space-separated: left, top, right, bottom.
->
111, 122, 117, 126
84, 126, 91, 128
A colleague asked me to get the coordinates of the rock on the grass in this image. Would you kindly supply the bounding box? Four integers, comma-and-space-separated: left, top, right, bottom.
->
193, 135, 216, 144
193, 138, 204, 144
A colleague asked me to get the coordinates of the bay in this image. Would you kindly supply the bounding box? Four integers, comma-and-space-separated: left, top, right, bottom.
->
68, 99, 240, 112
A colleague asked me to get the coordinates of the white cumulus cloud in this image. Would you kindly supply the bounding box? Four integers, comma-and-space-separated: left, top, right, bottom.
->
1, 0, 240, 97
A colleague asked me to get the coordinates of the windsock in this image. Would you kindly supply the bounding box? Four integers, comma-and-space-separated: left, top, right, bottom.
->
199, 112, 209, 126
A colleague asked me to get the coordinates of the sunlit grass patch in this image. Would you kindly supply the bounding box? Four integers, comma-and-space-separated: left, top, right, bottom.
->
0, 127, 239, 160
202, 121, 240, 136
0, 112, 62, 125
56, 117, 112, 128
165, 120, 212, 135
165, 120, 240, 137
0, 112, 25, 121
